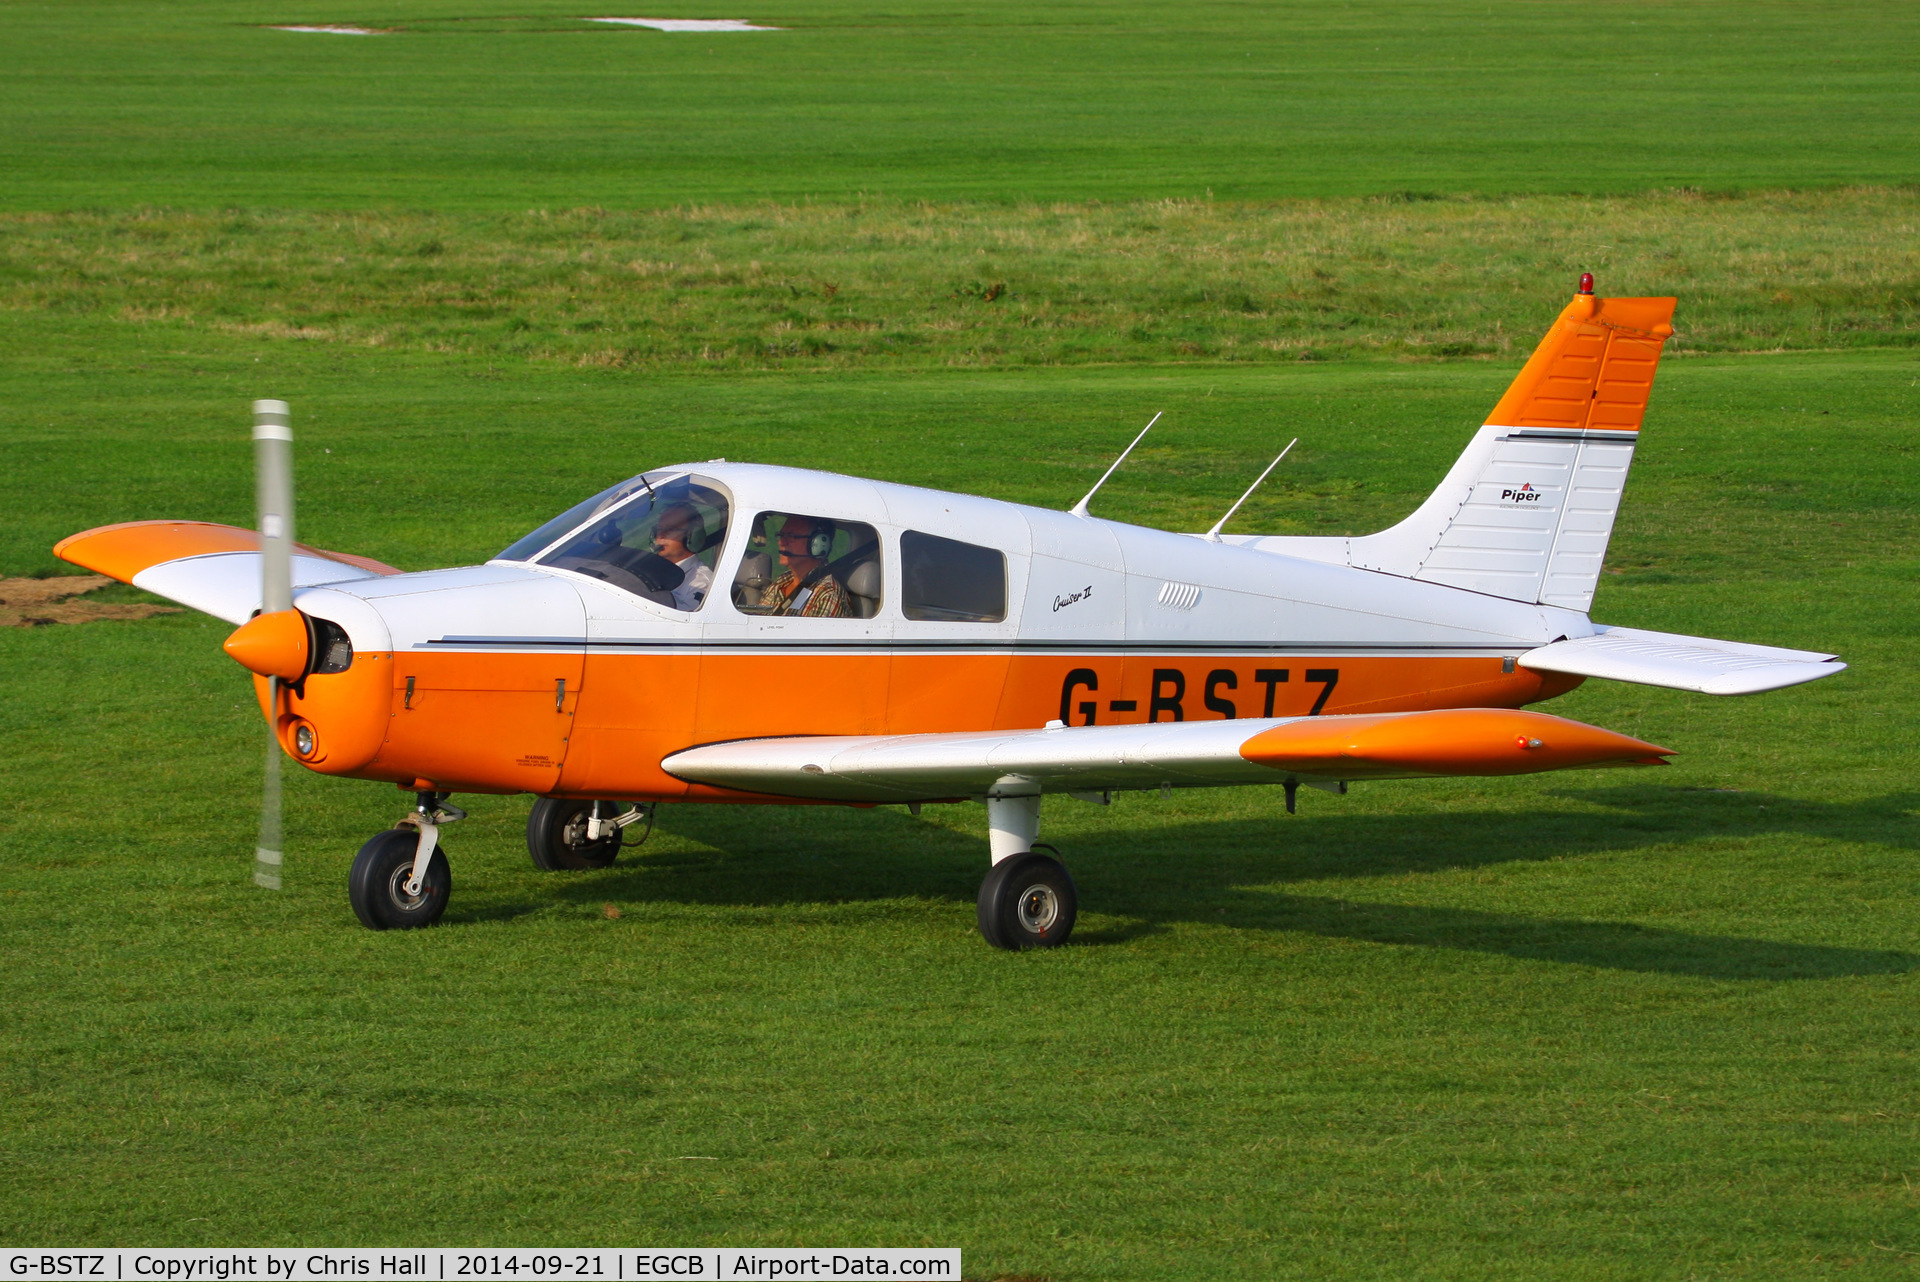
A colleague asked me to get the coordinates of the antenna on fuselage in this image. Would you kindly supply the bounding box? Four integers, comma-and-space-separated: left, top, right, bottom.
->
1069, 411, 1162, 518
1202, 438, 1297, 542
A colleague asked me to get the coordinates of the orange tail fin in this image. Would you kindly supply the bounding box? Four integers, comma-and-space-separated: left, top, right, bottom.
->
1485, 286, 1676, 434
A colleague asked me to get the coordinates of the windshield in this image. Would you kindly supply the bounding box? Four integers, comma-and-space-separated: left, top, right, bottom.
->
533, 475, 731, 611
495, 473, 666, 564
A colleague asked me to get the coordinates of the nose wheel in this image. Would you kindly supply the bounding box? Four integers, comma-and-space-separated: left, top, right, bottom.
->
977, 850, 1077, 950
348, 790, 461, 931
348, 829, 451, 930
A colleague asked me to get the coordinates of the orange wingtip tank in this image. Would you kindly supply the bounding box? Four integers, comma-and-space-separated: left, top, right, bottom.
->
1239, 708, 1672, 779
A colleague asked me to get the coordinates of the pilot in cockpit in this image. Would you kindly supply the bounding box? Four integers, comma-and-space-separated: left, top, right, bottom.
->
651, 503, 715, 612
765, 515, 854, 618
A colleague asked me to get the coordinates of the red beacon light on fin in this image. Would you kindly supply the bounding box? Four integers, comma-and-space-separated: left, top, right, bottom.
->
1577, 272, 1595, 295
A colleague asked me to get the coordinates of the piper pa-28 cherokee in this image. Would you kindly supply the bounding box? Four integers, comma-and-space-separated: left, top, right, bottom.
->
57, 278, 1843, 948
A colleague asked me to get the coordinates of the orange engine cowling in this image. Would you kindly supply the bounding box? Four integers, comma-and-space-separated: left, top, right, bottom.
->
231, 609, 397, 779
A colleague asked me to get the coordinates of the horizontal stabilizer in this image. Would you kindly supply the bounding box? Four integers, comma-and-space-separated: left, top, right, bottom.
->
55, 520, 398, 624
663, 708, 1671, 804
1519, 625, 1844, 695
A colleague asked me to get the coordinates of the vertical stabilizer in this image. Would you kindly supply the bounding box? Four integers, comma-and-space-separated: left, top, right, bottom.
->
1295, 285, 1677, 613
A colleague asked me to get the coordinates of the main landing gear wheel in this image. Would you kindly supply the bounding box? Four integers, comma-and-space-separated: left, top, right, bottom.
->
348, 829, 451, 931
526, 797, 630, 871
977, 851, 1077, 951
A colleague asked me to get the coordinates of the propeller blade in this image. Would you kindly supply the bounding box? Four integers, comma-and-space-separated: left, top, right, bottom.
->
252, 399, 293, 890
256, 698, 283, 890
254, 399, 294, 614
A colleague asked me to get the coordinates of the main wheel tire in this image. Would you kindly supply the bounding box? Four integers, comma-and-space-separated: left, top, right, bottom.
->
526, 797, 622, 871
348, 829, 451, 931
977, 852, 1077, 950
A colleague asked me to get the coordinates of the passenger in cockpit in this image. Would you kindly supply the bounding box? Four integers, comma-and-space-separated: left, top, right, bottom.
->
766, 515, 853, 617
652, 503, 715, 611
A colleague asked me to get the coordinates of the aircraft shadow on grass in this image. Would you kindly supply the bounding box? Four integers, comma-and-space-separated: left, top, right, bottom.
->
485, 784, 1920, 981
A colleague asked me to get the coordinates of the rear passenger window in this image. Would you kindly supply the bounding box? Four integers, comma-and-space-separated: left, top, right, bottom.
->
901, 531, 1007, 622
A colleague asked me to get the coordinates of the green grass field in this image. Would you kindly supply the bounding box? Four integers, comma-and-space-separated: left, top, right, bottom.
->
5, 1, 1920, 208
5, 320, 1918, 1276
4, 0, 1920, 1276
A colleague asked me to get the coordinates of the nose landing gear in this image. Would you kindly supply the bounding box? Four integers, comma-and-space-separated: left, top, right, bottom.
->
347, 790, 463, 931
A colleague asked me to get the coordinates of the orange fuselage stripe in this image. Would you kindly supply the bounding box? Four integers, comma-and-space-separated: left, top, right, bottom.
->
279, 647, 1584, 800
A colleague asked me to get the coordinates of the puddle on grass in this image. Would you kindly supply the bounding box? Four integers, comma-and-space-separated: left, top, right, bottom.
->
587, 17, 781, 31
265, 18, 779, 36
268, 24, 392, 34
0, 576, 178, 628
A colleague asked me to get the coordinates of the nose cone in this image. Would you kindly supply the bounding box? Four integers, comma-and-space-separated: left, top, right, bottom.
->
225, 608, 310, 680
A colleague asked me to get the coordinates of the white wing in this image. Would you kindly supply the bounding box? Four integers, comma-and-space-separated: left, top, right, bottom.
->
135, 552, 386, 624
663, 709, 1673, 804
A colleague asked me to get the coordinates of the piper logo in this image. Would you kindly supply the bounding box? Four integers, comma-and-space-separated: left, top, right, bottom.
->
1499, 482, 1544, 504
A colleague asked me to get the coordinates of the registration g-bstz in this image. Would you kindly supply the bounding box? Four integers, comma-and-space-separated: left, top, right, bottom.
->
9, 1259, 107, 1278
7, 1255, 958, 1282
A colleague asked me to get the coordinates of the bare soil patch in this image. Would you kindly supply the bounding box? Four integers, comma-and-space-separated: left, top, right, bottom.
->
0, 576, 179, 628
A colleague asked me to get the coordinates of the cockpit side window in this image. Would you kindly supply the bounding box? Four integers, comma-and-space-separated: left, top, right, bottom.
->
733, 511, 882, 619
533, 476, 731, 612
901, 531, 1007, 622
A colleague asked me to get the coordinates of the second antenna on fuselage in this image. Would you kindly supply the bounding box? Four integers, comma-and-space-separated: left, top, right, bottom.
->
1069, 411, 1162, 518
1203, 438, 1298, 542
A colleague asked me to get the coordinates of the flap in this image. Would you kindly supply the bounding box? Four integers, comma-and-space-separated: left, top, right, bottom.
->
662, 708, 1671, 803
1519, 625, 1844, 696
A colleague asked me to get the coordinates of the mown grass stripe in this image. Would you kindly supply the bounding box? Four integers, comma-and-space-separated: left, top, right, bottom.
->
7, 190, 1914, 373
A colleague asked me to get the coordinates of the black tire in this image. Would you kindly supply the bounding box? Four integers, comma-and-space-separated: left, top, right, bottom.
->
977, 852, 1077, 950
526, 797, 623, 871
348, 829, 451, 931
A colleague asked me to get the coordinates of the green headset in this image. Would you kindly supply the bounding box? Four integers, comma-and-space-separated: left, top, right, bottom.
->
775, 515, 833, 559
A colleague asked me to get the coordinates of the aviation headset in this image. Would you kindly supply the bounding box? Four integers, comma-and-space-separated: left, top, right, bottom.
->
656, 504, 706, 554
774, 515, 834, 560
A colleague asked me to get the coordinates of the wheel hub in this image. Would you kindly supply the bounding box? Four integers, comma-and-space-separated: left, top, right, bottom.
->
1016, 882, 1060, 935
565, 808, 617, 851
384, 862, 430, 911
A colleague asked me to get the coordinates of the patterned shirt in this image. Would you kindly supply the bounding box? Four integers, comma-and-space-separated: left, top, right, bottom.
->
766, 567, 853, 618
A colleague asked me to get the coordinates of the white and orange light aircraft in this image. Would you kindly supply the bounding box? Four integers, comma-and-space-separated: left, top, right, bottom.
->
57, 279, 1843, 948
